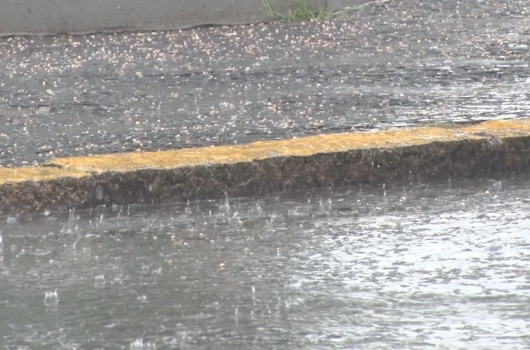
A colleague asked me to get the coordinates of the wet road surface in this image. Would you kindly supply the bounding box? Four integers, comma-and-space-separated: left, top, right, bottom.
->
1, 176, 530, 348
1, 0, 530, 166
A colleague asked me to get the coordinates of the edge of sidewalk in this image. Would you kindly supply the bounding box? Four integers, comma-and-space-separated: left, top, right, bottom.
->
2, 118, 530, 215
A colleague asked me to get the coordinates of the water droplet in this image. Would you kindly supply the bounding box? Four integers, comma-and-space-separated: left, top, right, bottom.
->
223, 192, 231, 212
44, 289, 58, 305
130, 339, 144, 349
5, 217, 16, 225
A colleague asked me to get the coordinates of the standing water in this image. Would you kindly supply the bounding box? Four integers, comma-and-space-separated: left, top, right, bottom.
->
1, 177, 530, 349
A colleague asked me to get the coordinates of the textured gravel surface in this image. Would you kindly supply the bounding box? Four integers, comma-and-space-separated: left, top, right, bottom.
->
0, 0, 529, 166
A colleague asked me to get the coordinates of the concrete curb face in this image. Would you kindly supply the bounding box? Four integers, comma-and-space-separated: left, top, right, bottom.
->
2, 118, 530, 215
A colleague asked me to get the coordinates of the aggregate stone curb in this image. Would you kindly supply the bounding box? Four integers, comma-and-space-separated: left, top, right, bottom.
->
2, 118, 530, 215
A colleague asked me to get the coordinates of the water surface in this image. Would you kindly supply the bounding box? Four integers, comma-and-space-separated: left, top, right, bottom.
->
2, 178, 530, 349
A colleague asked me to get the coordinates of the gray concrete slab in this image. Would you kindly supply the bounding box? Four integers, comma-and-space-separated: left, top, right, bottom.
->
0, 0, 529, 167
0, 0, 280, 35
0, 0, 363, 35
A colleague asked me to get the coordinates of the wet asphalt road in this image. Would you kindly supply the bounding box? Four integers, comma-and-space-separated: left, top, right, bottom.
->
0, 0, 529, 167
2, 176, 530, 348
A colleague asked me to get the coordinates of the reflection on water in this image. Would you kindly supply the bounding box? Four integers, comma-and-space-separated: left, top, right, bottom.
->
1, 178, 530, 349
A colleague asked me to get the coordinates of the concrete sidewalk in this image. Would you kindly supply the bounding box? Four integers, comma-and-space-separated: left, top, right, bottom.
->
0, 0, 363, 35
1, 0, 530, 214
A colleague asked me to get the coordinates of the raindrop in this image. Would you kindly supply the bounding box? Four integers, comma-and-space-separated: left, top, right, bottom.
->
492, 180, 502, 191
130, 339, 144, 349
68, 208, 75, 222
95, 185, 104, 201
255, 202, 263, 215
223, 192, 230, 212
94, 274, 106, 288
5, 217, 16, 225
44, 289, 58, 305
94, 274, 105, 282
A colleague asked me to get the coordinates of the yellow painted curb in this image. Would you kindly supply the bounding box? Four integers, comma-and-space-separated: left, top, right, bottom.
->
47, 118, 530, 174
1, 118, 529, 186
2, 117, 530, 215
0, 167, 88, 185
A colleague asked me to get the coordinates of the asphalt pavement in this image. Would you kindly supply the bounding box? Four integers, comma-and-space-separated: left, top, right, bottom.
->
1, 0, 529, 167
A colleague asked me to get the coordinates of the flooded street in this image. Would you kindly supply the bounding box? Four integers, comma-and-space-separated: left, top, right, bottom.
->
2, 177, 530, 349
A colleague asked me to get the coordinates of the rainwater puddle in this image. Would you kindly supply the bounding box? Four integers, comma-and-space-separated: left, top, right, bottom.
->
2, 177, 530, 349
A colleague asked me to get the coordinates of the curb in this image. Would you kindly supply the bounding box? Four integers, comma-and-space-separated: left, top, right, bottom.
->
2, 118, 530, 215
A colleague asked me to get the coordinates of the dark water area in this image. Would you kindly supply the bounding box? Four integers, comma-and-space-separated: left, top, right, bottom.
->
0, 0, 529, 166
2, 177, 530, 349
